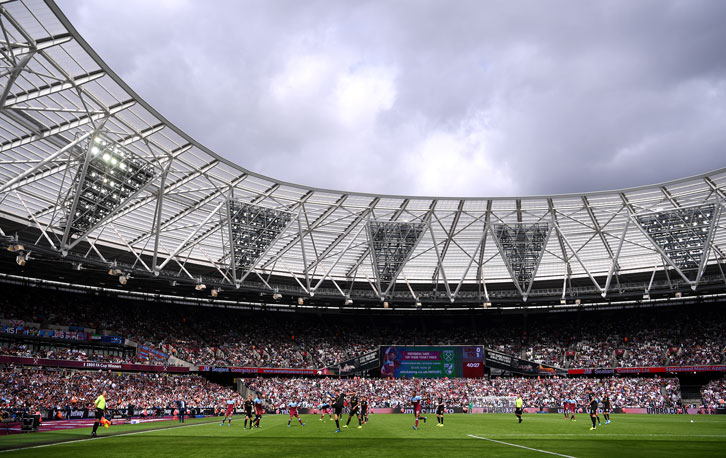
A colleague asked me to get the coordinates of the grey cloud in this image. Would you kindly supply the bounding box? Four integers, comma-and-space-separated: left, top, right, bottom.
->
57, 0, 726, 197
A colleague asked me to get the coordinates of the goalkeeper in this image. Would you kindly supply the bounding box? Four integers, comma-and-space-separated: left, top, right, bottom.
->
91, 389, 107, 438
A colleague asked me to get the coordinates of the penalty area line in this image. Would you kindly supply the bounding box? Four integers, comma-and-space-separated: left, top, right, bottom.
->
468, 434, 578, 458
0, 420, 215, 454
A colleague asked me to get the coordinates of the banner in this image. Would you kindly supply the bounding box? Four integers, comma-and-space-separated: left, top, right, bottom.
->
568, 365, 726, 375
137, 345, 169, 362
484, 349, 566, 376
1, 325, 122, 344
379, 346, 485, 378
0, 355, 189, 373
327, 350, 379, 376
197, 366, 320, 375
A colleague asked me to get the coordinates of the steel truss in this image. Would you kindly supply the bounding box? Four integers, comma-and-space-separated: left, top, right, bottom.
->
0, 0, 725, 307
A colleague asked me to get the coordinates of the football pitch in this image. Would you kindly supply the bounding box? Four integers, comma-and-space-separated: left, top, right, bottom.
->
1, 414, 724, 457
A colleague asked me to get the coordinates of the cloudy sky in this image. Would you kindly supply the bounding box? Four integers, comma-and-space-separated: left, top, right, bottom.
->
57, 0, 726, 197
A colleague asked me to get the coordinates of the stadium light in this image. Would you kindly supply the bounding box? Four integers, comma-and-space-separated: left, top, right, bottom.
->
383, 301, 389, 308
344, 297, 353, 305
560, 299, 566, 305
118, 274, 127, 285
575, 298, 581, 305
63, 133, 157, 245
16, 253, 26, 266
483, 301, 491, 309
7, 243, 24, 253
225, 200, 294, 283
108, 267, 123, 276
492, 223, 550, 296
195, 282, 206, 291
415, 300, 422, 307
211, 288, 219, 297
367, 220, 427, 295
272, 292, 282, 300
297, 297, 304, 305
635, 204, 716, 277
675, 291, 682, 298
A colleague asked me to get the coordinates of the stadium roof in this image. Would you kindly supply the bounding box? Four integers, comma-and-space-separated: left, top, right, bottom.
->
1, 0, 725, 309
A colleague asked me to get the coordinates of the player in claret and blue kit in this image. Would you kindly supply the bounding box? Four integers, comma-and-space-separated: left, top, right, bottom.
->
319, 395, 333, 422
287, 400, 305, 427
253, 394, 264, 428
411, 392, 427, 430
220, 396, 236, 426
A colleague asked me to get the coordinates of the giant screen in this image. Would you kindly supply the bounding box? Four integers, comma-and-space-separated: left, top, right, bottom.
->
379, 346, 484, 378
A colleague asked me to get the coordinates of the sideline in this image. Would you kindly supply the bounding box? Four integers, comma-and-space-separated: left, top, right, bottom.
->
467, 434, 578, 458
0, 419, 217, 454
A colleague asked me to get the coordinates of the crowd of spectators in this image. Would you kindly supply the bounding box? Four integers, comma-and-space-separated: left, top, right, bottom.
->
0, 344, 141, 364
701, 378, 726, 408
1, 287, 724, 370
245, 375, 681, 410
0, 366, 238, 415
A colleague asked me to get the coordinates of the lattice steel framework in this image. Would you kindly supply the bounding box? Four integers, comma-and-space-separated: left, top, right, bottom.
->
225, 200, 294, 284
634, 204, 721, 287
367, 220, 427, 297
0, 0, 724, 307
492, 223, 551, 300
61, 132, 157, 250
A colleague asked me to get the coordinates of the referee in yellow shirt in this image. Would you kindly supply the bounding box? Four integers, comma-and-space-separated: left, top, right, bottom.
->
515, 395, 524, 424
92, 389, 107, 438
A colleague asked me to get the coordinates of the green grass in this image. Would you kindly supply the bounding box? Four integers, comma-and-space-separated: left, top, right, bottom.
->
1, 413, 725, 457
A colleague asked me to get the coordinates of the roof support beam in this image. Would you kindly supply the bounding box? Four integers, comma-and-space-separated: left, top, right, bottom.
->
432, 200, 463, 283
0, 99, 134, 153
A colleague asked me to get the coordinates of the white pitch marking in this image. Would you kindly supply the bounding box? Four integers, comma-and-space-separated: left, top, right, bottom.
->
468, 434, 579, 458
0, 421, 213, 454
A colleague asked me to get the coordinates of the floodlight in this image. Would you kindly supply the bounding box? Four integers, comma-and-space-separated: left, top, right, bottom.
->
118, 275, 127, 285
297, 297, 304, 305
211, 288, 219, 297
195, 283, 206, 291
63, 132, 157, 245
7, 243, 24, 253
225, 200, 294, 281
16, 254, 26, 266
367, 221, 426, 293
492, 223, 549, 295
635, 204, 716, 275
272, 293, 282, 300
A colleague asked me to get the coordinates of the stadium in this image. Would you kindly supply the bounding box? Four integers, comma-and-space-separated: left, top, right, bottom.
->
0, 0, 725, 456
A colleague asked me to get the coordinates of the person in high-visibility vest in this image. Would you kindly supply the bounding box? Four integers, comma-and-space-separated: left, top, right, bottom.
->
91, 389, 107, 438
515, 396, 524, 424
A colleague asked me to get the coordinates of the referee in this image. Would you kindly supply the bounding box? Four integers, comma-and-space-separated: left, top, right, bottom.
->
91, 389, 107, 438
515, 395, 524, 424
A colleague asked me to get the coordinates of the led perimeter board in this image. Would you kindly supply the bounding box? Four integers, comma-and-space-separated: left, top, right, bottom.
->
379, 345, 484, 378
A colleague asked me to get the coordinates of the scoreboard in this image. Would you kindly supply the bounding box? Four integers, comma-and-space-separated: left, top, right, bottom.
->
379, 345, 484, 378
